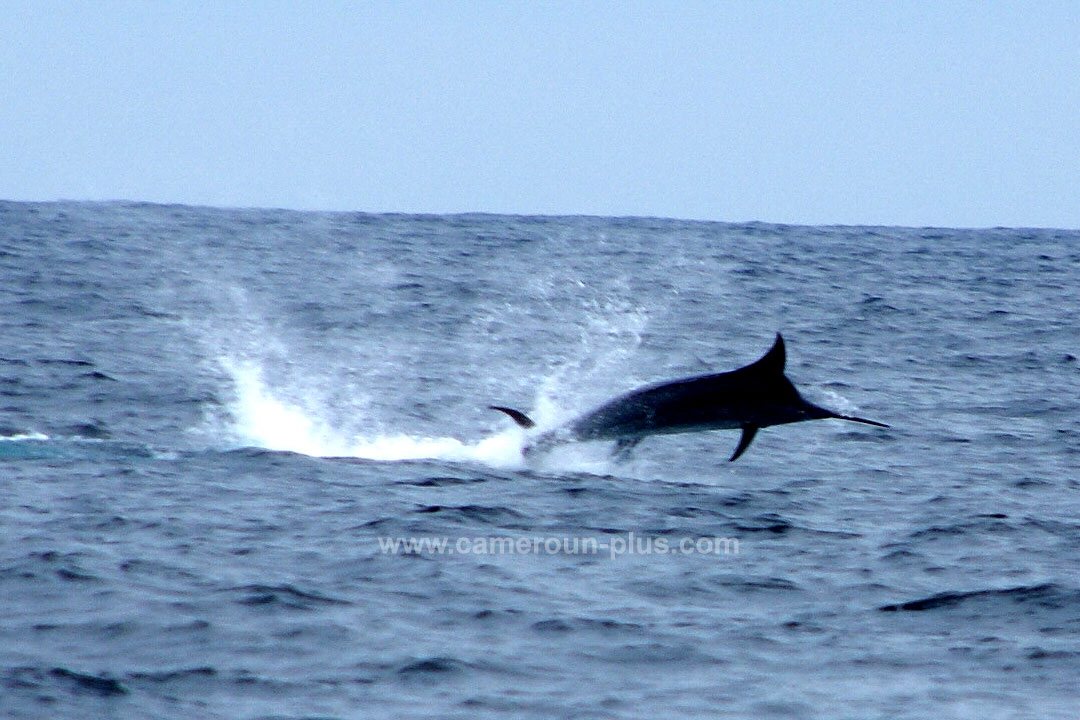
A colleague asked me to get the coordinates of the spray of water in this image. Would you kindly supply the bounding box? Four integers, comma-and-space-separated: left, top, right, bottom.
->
197, 276, 651, 472
219, 358, 525, 467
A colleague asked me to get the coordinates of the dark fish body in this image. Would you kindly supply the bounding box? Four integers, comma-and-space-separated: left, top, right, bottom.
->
492, 334, 888, 462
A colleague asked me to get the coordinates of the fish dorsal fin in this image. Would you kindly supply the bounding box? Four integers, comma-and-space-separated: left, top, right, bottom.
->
745, 333, 785, 375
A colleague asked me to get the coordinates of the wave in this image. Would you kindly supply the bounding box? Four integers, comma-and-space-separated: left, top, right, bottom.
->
879, 582, 1079, 612
0, 431, 50, 442
0, 432, 160, 462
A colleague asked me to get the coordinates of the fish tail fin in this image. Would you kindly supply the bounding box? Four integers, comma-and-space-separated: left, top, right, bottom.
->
489, 406, 536, 429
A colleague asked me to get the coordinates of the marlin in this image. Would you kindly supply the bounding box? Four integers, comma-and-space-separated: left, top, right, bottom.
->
491, 333, 888, 462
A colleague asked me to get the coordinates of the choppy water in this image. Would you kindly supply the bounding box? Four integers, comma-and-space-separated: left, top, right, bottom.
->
1, 201, 1078, 719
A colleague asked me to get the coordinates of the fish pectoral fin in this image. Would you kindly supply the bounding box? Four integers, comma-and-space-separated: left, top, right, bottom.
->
729, 425, 759, 462
489, 406, 536, 429
612, 436, 642, 461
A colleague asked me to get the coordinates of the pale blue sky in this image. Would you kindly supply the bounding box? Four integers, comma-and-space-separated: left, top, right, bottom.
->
2, 1, 1078, 227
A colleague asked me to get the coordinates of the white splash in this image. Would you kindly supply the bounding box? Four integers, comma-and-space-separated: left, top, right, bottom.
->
0, 431, 50, 442
343, 432, 524, 466
220, 359, 524, 467
225, 360, 347, 456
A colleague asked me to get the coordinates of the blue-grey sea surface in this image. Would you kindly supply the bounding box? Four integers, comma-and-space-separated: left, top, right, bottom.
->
1, 201, 1078, 719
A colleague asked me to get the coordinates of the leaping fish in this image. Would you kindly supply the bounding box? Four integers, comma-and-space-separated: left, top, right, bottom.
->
491, 333, 888, 462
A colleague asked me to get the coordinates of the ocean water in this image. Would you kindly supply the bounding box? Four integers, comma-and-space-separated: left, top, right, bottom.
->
1, 201, 1078, 719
